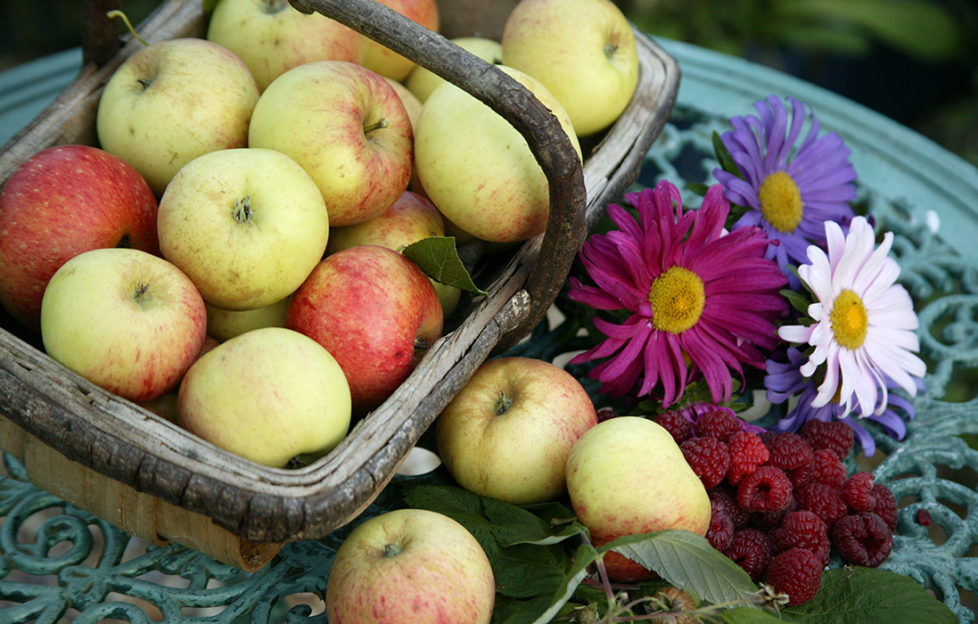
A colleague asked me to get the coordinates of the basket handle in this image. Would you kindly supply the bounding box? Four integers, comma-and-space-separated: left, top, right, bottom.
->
290, 0, 588, 351
81, 0, 125, 67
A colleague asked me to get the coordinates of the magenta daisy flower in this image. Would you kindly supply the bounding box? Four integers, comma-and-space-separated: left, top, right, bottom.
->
713, 95, 857, 285
567, 180, 788, 406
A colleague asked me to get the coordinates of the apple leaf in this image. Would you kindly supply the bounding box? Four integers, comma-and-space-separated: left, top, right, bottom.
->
402, 236, 488, 296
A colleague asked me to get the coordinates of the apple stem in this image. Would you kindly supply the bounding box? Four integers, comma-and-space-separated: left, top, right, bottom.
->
133, 283, 150, 304
106, 10, 149, 47
383, 543, 401, 558
494, 391, 512, 416
363, 118, 390, 134
604, 42, 619, 60
232, 196, 253, 224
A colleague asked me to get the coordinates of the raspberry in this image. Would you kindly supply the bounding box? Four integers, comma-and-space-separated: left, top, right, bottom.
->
706, 509, 735, 551
772, 510, 831, 565
681, 437, 730, 488
709, 486, 750, 528
737, 466, 793, 513
800, 419, 854, 460
726, 431, 770, 485
872, 483, 898, 531
765, 432, 815, 472
811, 449, 847, 488
655, 410, 693, 444
764, 547, 823, 606
789, 461, 815, 489
596, 407, 618, 423
694, 407, 744, 441
842, 472, 877, 512
796, 482, 848, 527
724, 528, 773, 581
831, 512, 893, 567
916, 509, 933, 526
751, 496, 797, 531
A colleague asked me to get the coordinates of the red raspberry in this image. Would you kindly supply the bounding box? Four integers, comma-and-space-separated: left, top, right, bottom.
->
789, 461, 815, 489
842, 472, 877, 512
596, 407, 618, 423
706, 509, 735, 552
772, 510, 831, 565
751, 496, 798, 531
694, 407, 744, 441
765, 432, 815, 472
655, 410, 693, 444
724, 528, 773, 581
726, 431, 770, 485
916, 509, 933, 526
765, 547, 823, 606
811, 449, 847, 488
709, 486, 750, 529
737, 466, 793, 513
681, 437, 730, 489
800, 419, 854, 460
831, 512, 893, 567
872, 483, 898, 531
796, 482, 848, 527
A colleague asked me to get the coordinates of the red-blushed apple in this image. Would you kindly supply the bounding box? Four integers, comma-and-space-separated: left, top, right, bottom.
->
357, 0, 440, 82
384, 77, 423, 131
565, 416, 711, 581
136, 335, 220, 424
436, 356, 598, 504
40, 248, 207, 402
286, 245, 443, 414
206, 0, 361, 91
248, 60, 413, 227
326, 508, 495, 624
0, 144, 159, 333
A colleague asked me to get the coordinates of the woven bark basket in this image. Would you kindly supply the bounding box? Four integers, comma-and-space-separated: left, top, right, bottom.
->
0, 0, 680, 570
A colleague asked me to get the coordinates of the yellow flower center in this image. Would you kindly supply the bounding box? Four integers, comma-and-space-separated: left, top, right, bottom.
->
649, 267, 705, 334
758, 171, 803, 233
830, 289, 868, 349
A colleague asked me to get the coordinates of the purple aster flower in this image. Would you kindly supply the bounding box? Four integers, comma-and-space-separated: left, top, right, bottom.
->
567, 180, 788, 406
713, 95, 857, 287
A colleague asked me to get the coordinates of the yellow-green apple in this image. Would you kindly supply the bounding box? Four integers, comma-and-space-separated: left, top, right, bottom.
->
96, 38, 260, 195
286, 245, 443, 414
39, 248, 207, 402
136, 335, 220, 424
413, 65, 581, 243
177, 326, 351, 467
565, 416, 711, 581
406, 36, 503, 103
501, 0, 639, 137
0, 144, 159, 333
249, 60, 413, 227
357, 0, 440, 82
205, 297, 290, 342
436, 356, 597, 504
206, 0, 360, 91
157, 147, 329, 310
384, 77, 423, 131
326, 508, 495, 624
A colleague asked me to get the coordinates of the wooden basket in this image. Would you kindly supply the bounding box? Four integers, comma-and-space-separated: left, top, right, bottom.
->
0, 0, 680, 570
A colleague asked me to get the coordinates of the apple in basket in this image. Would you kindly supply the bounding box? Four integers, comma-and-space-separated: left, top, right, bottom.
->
206, 0, 361, 91
326, 508, 495, 624
204, 298, 291, 343
436, 356, 598, 504
39, 248, 207, 402
0, 144, 159, 333
502, 0, 639, 137
96, 37, 260, 195
406, 36, 503, 103
286, 244, 443, 415
357, 0, 441, 82
248, 60, 414, 227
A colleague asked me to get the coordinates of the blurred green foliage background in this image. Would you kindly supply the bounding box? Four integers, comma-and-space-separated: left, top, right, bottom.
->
1, 0, 976, 167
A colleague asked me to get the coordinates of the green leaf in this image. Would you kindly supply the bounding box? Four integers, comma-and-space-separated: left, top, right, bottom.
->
721, 606, 789, 623
781, 566, 957, 624
713, 131, 742, 177
781, 287, 811, 315
603, 530, 758, 606
529, 542, 601, 624
402, 236, 488, 296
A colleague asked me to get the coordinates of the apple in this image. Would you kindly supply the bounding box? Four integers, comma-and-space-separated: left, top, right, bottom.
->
357, 0, 440, 82
40, 248, 207, 402
206, 0, 361, 91
249, 60, 413, 227
326, 508, 495, 624
406, 36, 503, 103
157, 147, 329, 310
96, 37, 260, 195
384, 77, 423, 131
565, 416, 712, 581
413, 65, 581, 243
286, 245, 443, 414
0, 144, 159, 333
177, 326, 351, 467
137, 335, 220, 423
501, 0, 639, 137
205, 297, 290, 342
436, 356, 597, 504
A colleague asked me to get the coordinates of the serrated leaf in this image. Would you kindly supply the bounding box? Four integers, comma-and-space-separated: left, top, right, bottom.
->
402, 236, 488, 296
529, 542, 600, 624
721, 606, 788, 623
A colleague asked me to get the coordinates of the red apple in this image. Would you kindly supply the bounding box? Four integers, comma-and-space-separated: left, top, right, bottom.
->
0, 144, 159, 332
286, 245, 443, 414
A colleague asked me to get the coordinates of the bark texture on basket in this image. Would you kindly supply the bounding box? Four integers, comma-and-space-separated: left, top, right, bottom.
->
289, 0, 588, 352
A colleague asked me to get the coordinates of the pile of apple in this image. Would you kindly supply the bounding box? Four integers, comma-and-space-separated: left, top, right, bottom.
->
0, 0, 641, 471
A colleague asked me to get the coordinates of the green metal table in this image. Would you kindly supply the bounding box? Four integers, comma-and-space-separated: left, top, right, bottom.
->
2, 38, 978, 623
